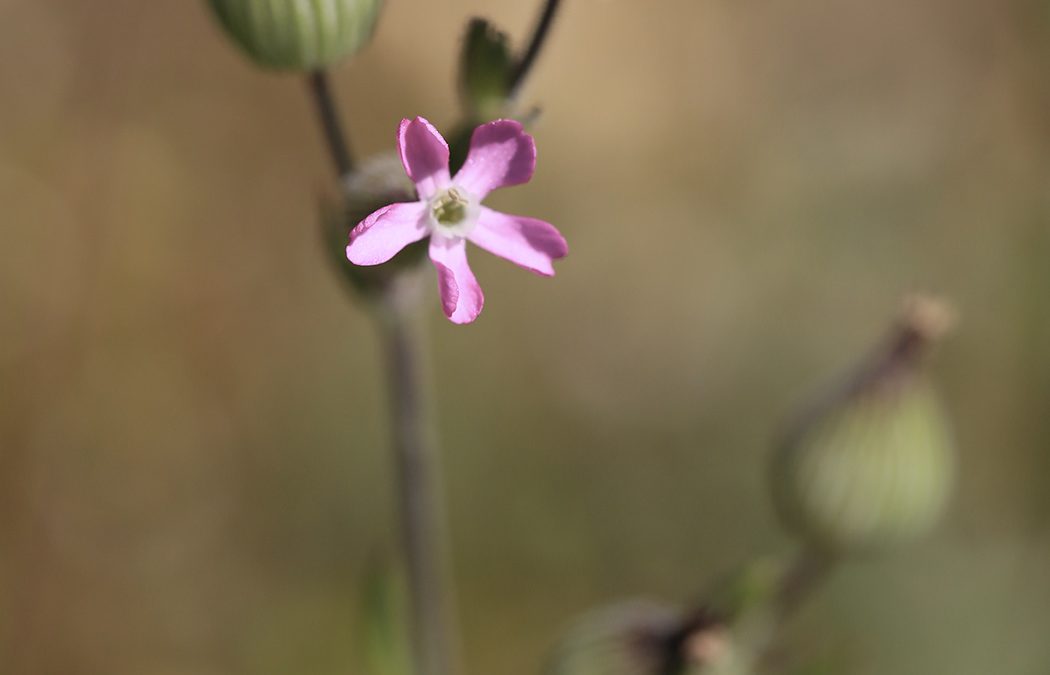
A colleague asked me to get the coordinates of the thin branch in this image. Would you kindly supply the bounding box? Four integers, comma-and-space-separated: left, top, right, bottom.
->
757, 549, 836, 670
509, 0, 564, 99
774, 550, 834, 621
306, 69, 354, 179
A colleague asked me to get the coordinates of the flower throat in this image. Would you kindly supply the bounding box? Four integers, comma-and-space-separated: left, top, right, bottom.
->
431, 187, 470, 226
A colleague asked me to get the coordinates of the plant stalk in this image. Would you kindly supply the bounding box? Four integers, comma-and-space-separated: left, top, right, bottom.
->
774, 549, 834, 621
305, 68, 458, 675
307, 69, 354, 179
756, 549, 835, 670
377, 277, 459, 675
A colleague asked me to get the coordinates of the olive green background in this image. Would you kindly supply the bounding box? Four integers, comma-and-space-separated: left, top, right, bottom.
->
2, 1, 1048, 674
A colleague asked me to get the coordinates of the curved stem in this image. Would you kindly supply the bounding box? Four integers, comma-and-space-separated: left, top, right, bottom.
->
378, 278, 460, 675
307, 69, 354, 180
509, 0, 564, 99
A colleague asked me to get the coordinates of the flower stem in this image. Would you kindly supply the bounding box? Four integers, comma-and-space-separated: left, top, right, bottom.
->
773, 549, 834, 620
307, 69, 354, 179
758, 549, 836, 669
377, 277, 460, 675
304, 68, 457, 675
509, 0, 564, 99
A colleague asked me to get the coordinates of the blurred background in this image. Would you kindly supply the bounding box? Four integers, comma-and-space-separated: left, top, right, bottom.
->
2, 0, 1049, 673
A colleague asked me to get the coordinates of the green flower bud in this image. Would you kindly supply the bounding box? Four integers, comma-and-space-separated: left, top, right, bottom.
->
207, 0, 383, 71
771, 296, 957, 555
459, 18, 515, 120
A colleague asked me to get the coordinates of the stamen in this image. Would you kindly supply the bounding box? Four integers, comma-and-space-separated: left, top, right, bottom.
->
432, 187, 470, 226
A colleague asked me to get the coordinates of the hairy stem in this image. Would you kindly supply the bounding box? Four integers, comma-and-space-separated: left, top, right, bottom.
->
307, 69, 354, 179
509, 0, 564, 99
378, 278, 460, 675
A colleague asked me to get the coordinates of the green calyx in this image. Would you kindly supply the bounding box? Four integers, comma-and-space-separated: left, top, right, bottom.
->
207, 0, 383, 71
772, 380, 954, 554
322, 152, 425, 298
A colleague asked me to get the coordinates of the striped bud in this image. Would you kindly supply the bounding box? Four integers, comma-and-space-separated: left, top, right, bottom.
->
207, 0, 383, 71
771, 296, 957, 555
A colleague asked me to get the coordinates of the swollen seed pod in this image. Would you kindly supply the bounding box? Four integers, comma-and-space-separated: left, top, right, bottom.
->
771, 296, 957, 555
207, 0, 383, 71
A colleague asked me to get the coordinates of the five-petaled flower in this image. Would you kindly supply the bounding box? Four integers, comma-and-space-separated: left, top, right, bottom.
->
345, 117, 568, 324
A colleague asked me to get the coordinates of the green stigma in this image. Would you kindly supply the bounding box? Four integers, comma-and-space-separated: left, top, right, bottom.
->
431, 188, 470, 226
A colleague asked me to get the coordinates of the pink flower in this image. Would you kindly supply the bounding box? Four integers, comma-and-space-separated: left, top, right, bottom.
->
346, 117, 568, 324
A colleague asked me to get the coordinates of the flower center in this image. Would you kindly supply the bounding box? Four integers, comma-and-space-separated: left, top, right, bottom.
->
431, 187, 471, 225
427, 186, 480, 237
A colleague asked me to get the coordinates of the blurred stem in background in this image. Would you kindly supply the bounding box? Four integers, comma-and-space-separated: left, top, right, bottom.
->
756, 549, 836, 671
377, 275, 459, 675
771, 550, 833, 623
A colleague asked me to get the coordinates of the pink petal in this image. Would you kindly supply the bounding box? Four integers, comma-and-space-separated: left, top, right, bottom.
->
346, 202, 428, 266
398, 117, 451, 199
468, 207, 568, 276
429, 235, 484, 324
452, 119, 536, 199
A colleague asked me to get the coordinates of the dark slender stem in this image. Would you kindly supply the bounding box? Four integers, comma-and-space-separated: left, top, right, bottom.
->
509, 0, 564, 98
757, 549, 836, 670
307, 69, 354, 179
378, 280, 459, 675
774, 549, 834, 620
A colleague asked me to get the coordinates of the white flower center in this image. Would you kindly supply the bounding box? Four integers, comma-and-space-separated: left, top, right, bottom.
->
428, 186, 479, 237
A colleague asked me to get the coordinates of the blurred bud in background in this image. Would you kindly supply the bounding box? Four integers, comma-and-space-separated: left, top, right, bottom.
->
771, 295, 957, 555
545, 558, 847, 675
206, 0, 383, 71
545, 598, 754, 675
